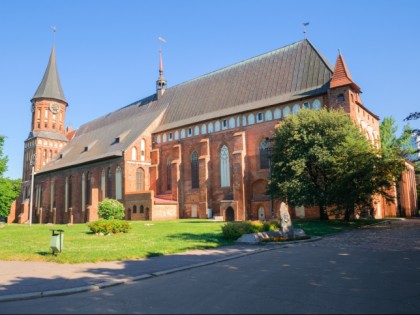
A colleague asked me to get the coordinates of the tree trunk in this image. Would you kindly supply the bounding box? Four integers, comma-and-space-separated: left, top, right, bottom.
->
319, 204, 329, 220
344, 208, 351, 222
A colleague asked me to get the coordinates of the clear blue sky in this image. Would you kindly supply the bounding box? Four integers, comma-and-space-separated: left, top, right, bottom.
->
1, 0, 419, 179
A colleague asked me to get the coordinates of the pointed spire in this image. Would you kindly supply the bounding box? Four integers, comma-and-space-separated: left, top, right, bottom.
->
159, 49, 164, 74
156, 48, 167, 97
32, 45, 67, 104
330, 51, 361, 93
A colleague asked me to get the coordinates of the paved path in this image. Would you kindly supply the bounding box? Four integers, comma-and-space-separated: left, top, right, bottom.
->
0, 244, 280, 301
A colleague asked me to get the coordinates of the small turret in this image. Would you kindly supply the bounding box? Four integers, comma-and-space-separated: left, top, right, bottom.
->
156, 49, 167, 98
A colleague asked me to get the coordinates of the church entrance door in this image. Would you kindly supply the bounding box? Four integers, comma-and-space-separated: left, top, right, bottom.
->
258, 206, 265, 221
225, 207, 234, 221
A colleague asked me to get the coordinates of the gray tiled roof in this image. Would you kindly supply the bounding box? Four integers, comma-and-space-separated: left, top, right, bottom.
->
38, 95, 165, 173
37, 39, 333, 173
27, 131, 69, 142
32, 46, 67, 103
154, 39, 333, 132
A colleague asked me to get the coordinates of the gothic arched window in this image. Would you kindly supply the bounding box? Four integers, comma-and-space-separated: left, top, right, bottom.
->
115, 166, 122, 200
86, 171, 92, 205
260, 140, 270, 169
68, 175, 73, 208
220, 145, 230, 187
132, 147, 137, 161
191, 151, 199, 189
107, 167, 112, 198
136, 167, 145, 191
166, 157, 172, 191
140, 139, 146, 161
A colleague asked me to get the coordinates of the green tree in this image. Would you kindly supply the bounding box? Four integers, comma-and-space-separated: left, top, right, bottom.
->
0, 136, 8, 177
404, 112, 420, 209
0, 178, 21, 218
0, 136, 21, 218
267, 108, 404, 221
380, 117, 414, 160
97, 198, 125, 220
333, 143, 405, 220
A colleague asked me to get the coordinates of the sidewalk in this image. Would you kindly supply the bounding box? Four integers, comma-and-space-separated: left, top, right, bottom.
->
1, 242, 305, 302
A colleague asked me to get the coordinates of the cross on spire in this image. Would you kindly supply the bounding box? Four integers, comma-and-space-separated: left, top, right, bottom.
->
303, 22, 309, 39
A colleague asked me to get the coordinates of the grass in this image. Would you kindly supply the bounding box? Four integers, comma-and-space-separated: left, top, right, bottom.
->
0, 218, 388, 264
0, 219, 231, 264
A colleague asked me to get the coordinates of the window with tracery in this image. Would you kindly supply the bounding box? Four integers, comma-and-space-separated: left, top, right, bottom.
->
191, 151, 199, 189
220, 145, 230, 187
136, 168, 145, 191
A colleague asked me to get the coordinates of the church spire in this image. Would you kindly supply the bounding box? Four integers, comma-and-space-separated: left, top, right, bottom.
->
156, 48, 167, 98
330, 51, 361, 93
32, 45, 67, 104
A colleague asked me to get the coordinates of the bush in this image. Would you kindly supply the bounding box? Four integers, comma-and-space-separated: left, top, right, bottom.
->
221, 220, 280, 240
87, 219, 131, 234
98, 198, 125, 220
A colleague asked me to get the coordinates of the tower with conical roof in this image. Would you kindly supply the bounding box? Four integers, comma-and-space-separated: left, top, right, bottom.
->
328, 50, 380, 146
21, 44, 69, 195
328, 51, 369, 123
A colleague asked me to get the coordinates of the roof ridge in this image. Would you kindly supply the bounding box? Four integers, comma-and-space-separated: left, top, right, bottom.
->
170, 39, 309, 89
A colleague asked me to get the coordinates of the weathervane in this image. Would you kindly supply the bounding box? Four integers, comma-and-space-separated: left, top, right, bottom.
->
303, 22, 309, 39
50, 25, 57, 45
158, 36, 166, 52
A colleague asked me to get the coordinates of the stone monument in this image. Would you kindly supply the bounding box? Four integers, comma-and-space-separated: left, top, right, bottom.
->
279, 202, 294, 239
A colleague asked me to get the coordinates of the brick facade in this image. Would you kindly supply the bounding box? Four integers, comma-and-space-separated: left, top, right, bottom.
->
9, 40, 418, 224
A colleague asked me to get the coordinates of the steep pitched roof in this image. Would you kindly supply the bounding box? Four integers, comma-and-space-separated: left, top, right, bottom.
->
330, 53, 361, 92
154, 39, 334, 132
39, 95, 166, 173
37, 39, 334, 174
32, 46, 67, 103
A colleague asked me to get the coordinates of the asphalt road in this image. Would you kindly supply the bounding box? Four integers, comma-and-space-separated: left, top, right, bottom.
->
1, 219, 419, 314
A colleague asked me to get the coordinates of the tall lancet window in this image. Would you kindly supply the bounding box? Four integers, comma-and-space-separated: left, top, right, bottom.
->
260, 140, 270, 169
107, 167, 112, 198
166, 157, 172, 191
220, 145, 230, 187
101, 169, 106, 201
191, 151, 199, 189
140, 139, 146, 161
86, 171, 92, 205
81, 173, 86, 212
68, 176, 73, 208
115, 166, 122, 200
131, 147, 137, 161
136, 167, 145, 191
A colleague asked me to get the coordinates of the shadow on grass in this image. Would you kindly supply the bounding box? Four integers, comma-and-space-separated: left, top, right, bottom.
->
145, 252, 164, 258
165, 232, 232, 246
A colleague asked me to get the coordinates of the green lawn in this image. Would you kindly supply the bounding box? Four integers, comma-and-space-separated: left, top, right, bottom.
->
0, 218, 387, 264
0, 219, 231, 264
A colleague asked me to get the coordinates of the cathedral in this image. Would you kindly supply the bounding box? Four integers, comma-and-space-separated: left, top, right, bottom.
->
8, 39, 418, 224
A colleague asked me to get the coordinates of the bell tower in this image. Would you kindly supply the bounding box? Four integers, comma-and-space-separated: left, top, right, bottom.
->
21, 44, 69, 197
